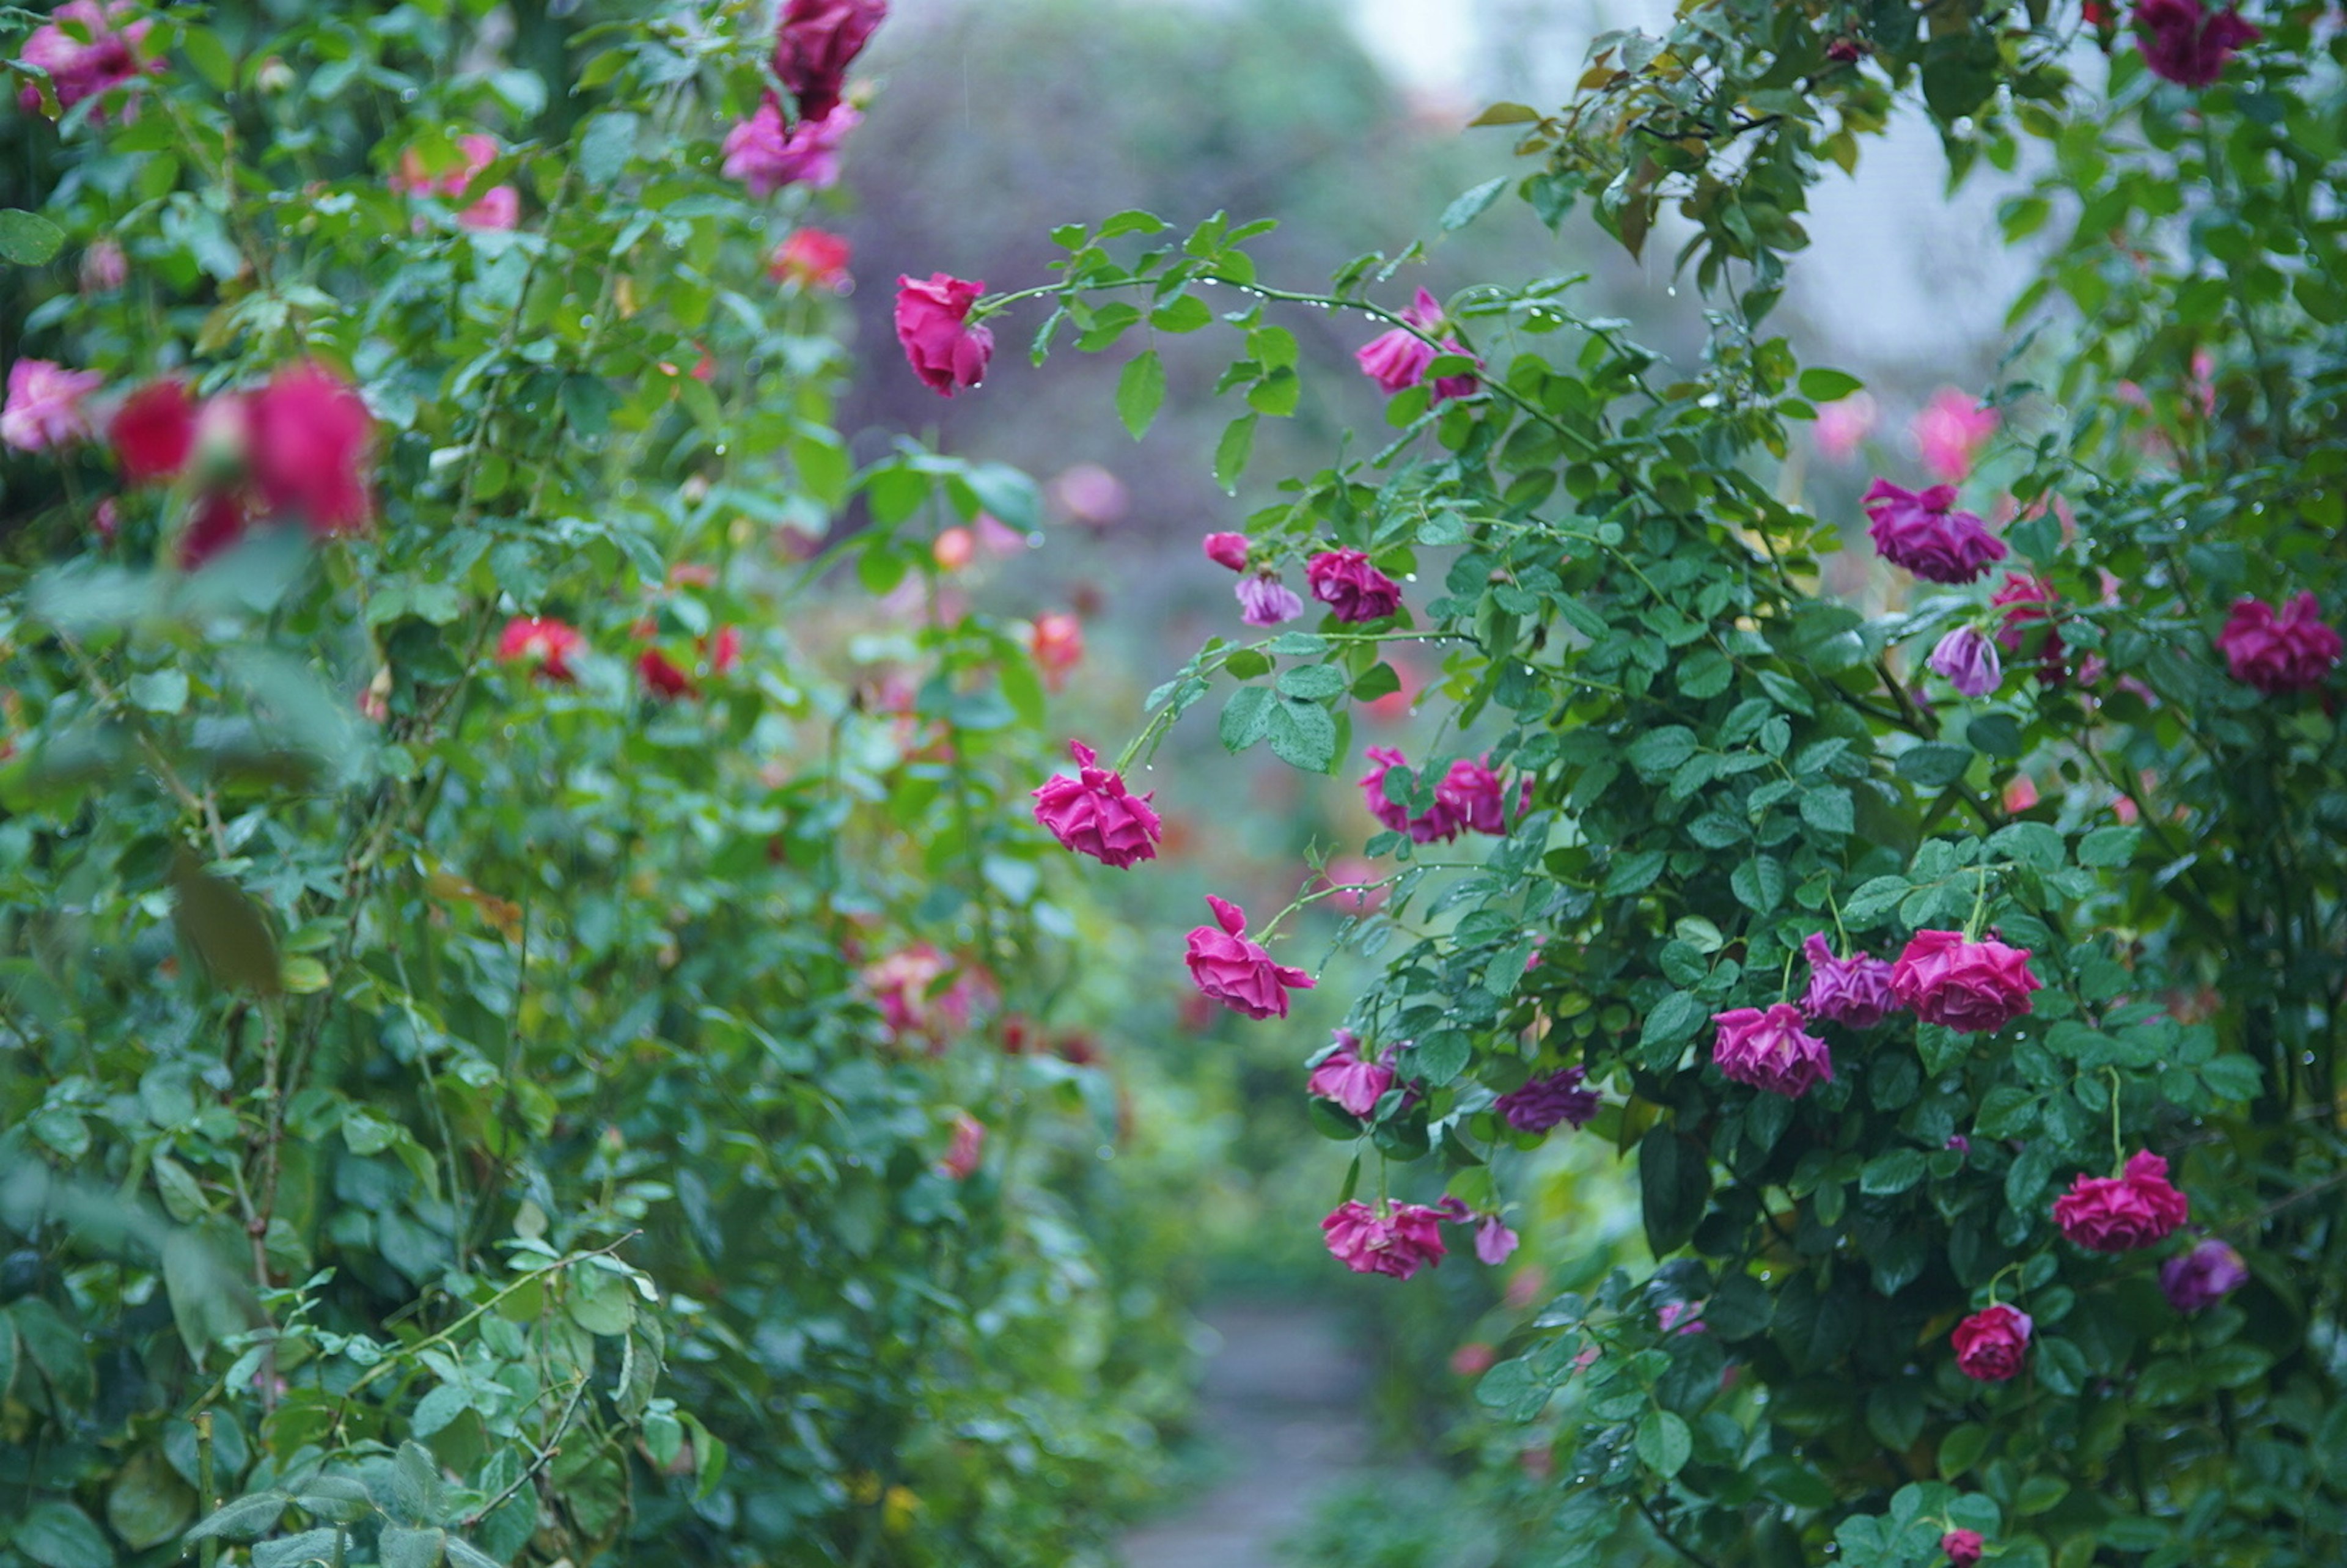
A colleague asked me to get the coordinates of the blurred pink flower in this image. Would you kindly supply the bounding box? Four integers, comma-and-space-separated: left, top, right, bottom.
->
1236, 572, 1303, 626
939, 1112, 985, 1179
1, 359, 103, 450
1812, 392, 1877, 463
1911, 388, 1998, 481
16, 1, 158, 119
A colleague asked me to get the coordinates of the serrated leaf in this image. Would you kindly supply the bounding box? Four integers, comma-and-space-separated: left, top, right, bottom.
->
1266, 696, 1336, 773
1213, 412, 1257, 493
252, 1528, 342, 1568
1636, 1409, 1692, 1476
1441, 177, 1508, 232
2077, 825, 2142, 866
1218, 686, 1272, 753
0, 210, 65, 266
1116, 350, 1166, 439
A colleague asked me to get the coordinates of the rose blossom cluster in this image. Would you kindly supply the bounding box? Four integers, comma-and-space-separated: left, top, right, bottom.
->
5, 358, 378, 565
1359, 748, 1530, 843
721, 0, 884, 198
1322, 1195, 1520, 1278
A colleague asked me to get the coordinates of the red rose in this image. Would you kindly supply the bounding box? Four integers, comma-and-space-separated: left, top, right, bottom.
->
770, 227, 852, 291
109, 378, 196, 482
1184, 895, 1314, 1020
772, 0, 887, 120
498, 617, 584, 684
637, 647, 696, 701
1950, 1302, 2031, 1381
1889, 929, 2041, 1033
247, 361, 373, 534
2053, 1149, 2190, 1253
893, 273, 993, 397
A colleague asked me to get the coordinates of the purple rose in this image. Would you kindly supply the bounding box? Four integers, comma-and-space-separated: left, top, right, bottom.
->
1236, 572, 1304, 627
1305, 548, 1403, 622
1494, 1066, 1601, 1134
1863, 478, 2008, 584
1799, 932, 1898, 1028
1710, 1003, 1833, 1098
2159, 1237, 2247, 1312
1928, 626, 2003, 698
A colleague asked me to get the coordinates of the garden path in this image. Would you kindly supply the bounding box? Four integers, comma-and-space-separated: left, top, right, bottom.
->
1119, 1302, 1372, 1568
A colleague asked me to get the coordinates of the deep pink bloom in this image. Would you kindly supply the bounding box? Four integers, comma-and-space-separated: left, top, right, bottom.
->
1436, 755, 1529, 836
637, 647, 696, 700
1928, 626, 2003, 698
1656, 1301, 1706, 1335
1321, 1200, 1448, 1280
1236, 572, 1304, 626
2, 359, 103, 450
1427, 337, 1480, 401
772, 0, 887, 120
1942, 1529, 1986, 1567
1991, 572, 2066, 678
1306, 548, 1403, 622
15, 1, 158, 118
1202, 531, 1250, 572
2054, 1150, 2191, 1253
177, 493, 251, 570
1950, 1302, 2032, 1381
2135, 0, 2260, 87
1912, 389, 1998, 481
705, 625, 742, 675
1307, 1030, 1395, 1117
1185, 896, 1314, 1020
1494, 1066, 1601, 1134
939, 1112, 985, 1179
894, 273, 994, 397
1799, 933, 1897, 1028
1710, 1003, 1834, 1098
1355, 312, 1438, 394
498, 617, 584, 683
248, 362, 373, 534
723, 97, 860, 196
108, 378, 196, 482
1474, 1216, 1520, 1266
1813, 392, 1877, 463
770, 227, 852, 291
1890, 930, 2041, 1033
2217, 592, 2341, 695
1360, 747, 1464, 843
1864, 479, 2008, 584
1031, 740, 1163, 868
2160, 1237, 2248, 1311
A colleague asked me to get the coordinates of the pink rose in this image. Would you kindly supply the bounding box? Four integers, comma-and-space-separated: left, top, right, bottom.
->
2054, 1149, 2190, 1253
1360, 747, 1464, 843
1927, 626, 2002, 698
1493, 1066, 1600, 1134
247, 362, 375, 534
723, 97, 861, 196
770, 227, 853, 291
1863, 479, 2008, 584
79, 238, 127, 294
1474, 1215, 1520, 1266
16, 1, 158, 119
1710, 1003, 1834, 1098
1306, 1030, 1395, 1117
1202, 531, 1250, 572
2217, 592, 2341, 695
1305, 548, 1403, 622
1942, 1528, 1985, 1567
1950, 1302, 2032, 1381
2135, 0, 2260, 87
498, 616, 584, 684
177, 493, 250, 570
1436, 755, 1530, 836
1185, 895, 1314, 1020
1812, 392, 1877, 463
1889, 929, 2042, 1033
1799, 932, 1897, 1028
772, 0, 887, 120
392, 134, 516, 229
1911, 388, 1998, 481
894, 272, 994, 397
1321, 1199, 1447, 1280
939, 1112, 984, 1180
1991, 571, 2066, 680
1236, 572, 1303, 626
1030, 740, 1164, 869
1, 359, 103, 451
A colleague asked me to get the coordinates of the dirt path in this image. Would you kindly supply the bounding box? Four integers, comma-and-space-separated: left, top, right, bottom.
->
1119, 1302, 1372, 1568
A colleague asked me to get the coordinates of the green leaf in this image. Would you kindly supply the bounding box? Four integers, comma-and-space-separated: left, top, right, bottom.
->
1097, 208, 1169, 238
1247, 367, 1300, 417
1117, 350, 1166, 439
1798, 786, 1853, 835
15, 1501, 117, 1568
185, 1492, 288, 1542
1859, 1148, 1926, 1196
129, 669, 189, 714
1409, 1030, 1471, 1086
1441, 177, 1508, 232
1149, 294, 1212, 333
1276, 664, 1347, 700
1797, 367, 1865, 401
1639, 1127, 1710, 1256
1219, 686, 1272, 753
1266, 696, 1337, 773
1636, 1409, 1692, 1477
2077, 826, 2142, 867
380, 1526, 446, 1568
444, 1539, 504, 1568
181, 26, 237, 90
1213, 412, 1257, 493
0, 210, 65, 266
1895, 744, 1972, 788
1639, 991, 1706, 1055
106, 1449, 195, 1549
252, 1529, 342, 1568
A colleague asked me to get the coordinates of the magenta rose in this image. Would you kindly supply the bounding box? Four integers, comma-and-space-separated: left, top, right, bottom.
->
1473, 1215, 1519, 1266
1493, 1066, 1600, 1134
1306, 548, 1403, 622
772, 0, 887, 119
894, 273, 994, 397
1031, 740, 1163, 868
1202, 531, 1250, 572
1889, 930, 2041, 1033
1307, 1030, 1395, 1117
16, 1, 159, 119
723, 97, 861, 196
1950, 1302, 2032, 1381
248, 361, 375, 535
1321, 1199, 1448, 1280
1862, 478, 2008, 584
1185, 895, 1315, 1020
2160, 1237, 2248, 1312
1710, 1003, 1834, 1098
2217, 592, 2341, 695
1436, 755, 1530, 836
1354, 325, 1435, 395
1941, 1528, 1985, 1567
1361, 747, 1464, 843
2054, 1149, 2190, 1253
1799, 932, 1897, 1028
2135, 0, 2260, 87
1991, 571, 2066, 678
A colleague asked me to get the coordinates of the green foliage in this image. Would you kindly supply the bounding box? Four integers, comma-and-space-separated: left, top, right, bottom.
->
1023, 2, 2347, 1564
0, 2, 1192, 1564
